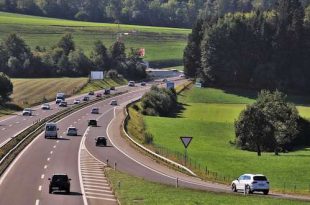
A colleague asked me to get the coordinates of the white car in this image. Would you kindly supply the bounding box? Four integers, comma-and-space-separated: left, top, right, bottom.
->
110, 100, 117, 106
41, 103, 50, 110
67, 127, 78, 136
128, 81, 135, 87
91, 107, 99, 114
22, 108, 32, 116
73, 99, 80, 104
231, 174, 269, 195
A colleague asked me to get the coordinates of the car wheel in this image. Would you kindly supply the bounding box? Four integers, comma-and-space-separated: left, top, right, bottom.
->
263, 190, 269, 195
245, 185, 251, 194
66, 188, 70, 194
231, 184, 237, 192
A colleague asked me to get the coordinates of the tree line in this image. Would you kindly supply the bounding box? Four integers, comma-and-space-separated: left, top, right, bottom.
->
0, 33, 146, 79
2, 0, 310, 28
184, 0, 310, 94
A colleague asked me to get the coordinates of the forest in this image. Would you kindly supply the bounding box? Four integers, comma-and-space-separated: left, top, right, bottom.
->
184, 0, 310, 93
2, 0, 310, 28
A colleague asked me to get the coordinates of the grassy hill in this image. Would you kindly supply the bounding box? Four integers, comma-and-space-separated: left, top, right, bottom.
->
139, 87, 310, 194
0, 12, 189, 67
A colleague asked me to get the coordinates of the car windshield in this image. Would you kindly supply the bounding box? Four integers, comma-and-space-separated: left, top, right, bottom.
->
52, 175, 68, 181
46, 125, 56, 131
98, 137, 106, 141
253, 176, 267, 181
68, 128, 76, 131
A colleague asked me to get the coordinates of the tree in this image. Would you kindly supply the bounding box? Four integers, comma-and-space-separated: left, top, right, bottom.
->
90, 40, 110, 71
235, 105, 274, 156
0, 72, 13, 103
57, 33, 75, 56
235, 90, 299, 155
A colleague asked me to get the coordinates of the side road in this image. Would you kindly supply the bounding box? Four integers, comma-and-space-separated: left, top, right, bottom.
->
107, 105, 310, 202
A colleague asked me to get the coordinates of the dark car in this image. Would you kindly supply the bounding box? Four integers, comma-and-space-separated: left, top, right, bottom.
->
104, 89, 110, 95
88, 119, 97, 127
96, 136, 107, 146
83, 96, 89, 101
88, 91, 94, 95
59, 101, 67, 107
48, 174, 71, 194
110, 86, 115, 90
140, 82, 146, 86
96, 93, 102, 98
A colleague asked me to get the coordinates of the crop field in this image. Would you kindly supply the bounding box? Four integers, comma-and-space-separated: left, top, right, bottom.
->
143, 87, 310, 193
0, 12, 189, 66
11, 78, 88, 106
106, 169, 308, 205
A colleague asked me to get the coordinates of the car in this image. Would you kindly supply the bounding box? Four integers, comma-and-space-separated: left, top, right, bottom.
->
88, 91, 94, 95
231, 174, 270, 195
83, 96, 89, 101
96, 93, 102, 98
110, 100, 117, 106
128, 81, 135, 87
140, 82, 146, 86
88, 119, 97, 127
67, 127, 78, 136
104, 89, 110, 95
48, 174, 71, 194
110, 86, 115, 90
59, 101, 67, 107
22, 108, 32, 116
73, 99, 80, 104
91, 107, 99, 114
41, 103, 50, 110
95, 136, 107, 146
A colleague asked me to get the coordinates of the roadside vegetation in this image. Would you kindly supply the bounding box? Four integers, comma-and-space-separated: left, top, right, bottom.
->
127, 86, 310, 194
106, 169, 309, 205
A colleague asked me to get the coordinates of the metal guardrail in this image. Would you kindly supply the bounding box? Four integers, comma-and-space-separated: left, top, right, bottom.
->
0, 91, 127, 177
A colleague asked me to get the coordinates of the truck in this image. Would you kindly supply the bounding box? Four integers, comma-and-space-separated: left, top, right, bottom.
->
56, 92, 65, 104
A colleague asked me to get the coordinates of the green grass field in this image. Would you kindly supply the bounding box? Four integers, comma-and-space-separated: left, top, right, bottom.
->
0, 12, 189, 65
106, 169, 308, 205
143, 87, 310, 194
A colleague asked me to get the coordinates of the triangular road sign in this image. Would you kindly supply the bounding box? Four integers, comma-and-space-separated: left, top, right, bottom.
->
180, 136, 193, 148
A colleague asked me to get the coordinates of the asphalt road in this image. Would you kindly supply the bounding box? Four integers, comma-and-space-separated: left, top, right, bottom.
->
0, 82, 159, 205
0, 84, 131, 147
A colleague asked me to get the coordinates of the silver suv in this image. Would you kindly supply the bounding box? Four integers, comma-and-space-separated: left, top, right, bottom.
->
231, 174, 269, 195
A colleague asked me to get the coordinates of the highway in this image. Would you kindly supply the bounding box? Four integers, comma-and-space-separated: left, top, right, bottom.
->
0, 78, 309, 205
0, 85, 130, 147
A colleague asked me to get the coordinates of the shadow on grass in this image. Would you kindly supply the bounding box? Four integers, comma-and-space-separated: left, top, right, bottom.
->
168, 102, 190, 118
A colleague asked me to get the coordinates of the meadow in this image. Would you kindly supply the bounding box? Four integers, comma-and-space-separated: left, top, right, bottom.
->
0, 12, 189, 66
106, 169, 308, 205
143, 87, 310, 193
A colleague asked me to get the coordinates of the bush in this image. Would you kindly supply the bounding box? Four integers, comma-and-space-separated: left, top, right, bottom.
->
143, 132, 153, 144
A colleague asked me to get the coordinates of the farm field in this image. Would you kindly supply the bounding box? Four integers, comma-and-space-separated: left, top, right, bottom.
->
106, 169, 308, 205
0, 12, 189, 66
143, 87, 310, 193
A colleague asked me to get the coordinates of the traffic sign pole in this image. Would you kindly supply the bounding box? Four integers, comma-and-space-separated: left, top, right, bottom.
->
180, 136, 193, 167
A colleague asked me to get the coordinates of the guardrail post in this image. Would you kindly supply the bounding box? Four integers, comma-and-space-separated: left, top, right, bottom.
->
118, 181, 121, 190
176, 177, 178, 188
114, 162, 117, 170
106, 159, 109, 166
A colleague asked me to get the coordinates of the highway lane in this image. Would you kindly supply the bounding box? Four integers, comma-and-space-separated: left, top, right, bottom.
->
0, 84, 131, 147
0, 85, 152, 205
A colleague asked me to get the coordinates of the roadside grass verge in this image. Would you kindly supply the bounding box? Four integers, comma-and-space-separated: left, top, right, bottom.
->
78, 78, 127, 94
128, 86, 310, 194
0, 12, 189, 65
105, 169, 308, 205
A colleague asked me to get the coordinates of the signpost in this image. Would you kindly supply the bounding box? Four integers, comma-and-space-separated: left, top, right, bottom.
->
180, 136, 193, 166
